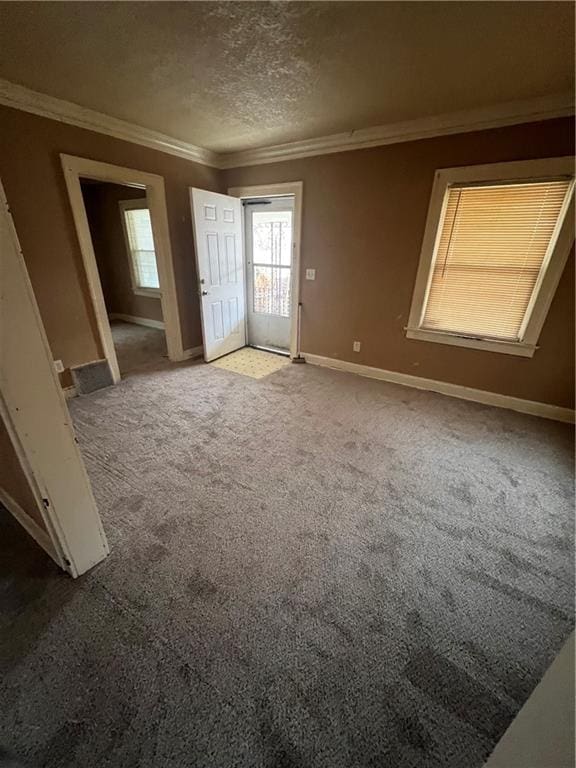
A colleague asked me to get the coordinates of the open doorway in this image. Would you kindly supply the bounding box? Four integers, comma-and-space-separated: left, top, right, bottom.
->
190, 182, 302, 364
61, 154, 184, 387
231, 183, 302, 359
81, 181, 167, 376
244, 195, 294, 355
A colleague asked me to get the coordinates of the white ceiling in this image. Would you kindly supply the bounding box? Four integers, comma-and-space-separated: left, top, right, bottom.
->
0, 2, 573, 154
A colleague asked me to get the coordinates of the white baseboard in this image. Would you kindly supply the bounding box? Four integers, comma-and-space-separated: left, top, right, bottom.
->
109, 313, 165, 330
181, 345, 204, 360
303, 353, 575, 424
0, 486, 61, 565
63, 385, 77, 399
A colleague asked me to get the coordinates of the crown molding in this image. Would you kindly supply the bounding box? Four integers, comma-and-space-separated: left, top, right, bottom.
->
0, 78, 573, 171
0, 78, 219, 168
218, 92, 575, 169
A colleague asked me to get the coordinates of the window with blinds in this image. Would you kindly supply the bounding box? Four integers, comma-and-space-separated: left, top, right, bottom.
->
421, 179, 572, 341
122, 206, 160, 291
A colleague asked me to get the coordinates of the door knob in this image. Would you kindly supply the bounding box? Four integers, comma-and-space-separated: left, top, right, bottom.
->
201, 290, 209, 296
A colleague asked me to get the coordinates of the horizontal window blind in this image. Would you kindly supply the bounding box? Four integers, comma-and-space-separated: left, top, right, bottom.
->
422, 179, 572, 341
124, 208, 160, 289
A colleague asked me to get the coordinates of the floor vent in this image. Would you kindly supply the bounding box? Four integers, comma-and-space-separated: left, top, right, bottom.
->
70, 359, 114, 395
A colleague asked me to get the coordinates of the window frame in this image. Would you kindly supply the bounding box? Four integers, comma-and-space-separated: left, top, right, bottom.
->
119, 198, 161, 298
406, 157, 575, 357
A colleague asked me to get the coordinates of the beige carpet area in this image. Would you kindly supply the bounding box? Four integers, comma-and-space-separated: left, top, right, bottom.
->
1, 359, 574, 768
111, 320, 168, 375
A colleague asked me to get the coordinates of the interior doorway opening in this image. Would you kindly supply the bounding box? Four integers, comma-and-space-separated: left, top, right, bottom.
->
61, 154, 184, 387
80, 181, 167, 377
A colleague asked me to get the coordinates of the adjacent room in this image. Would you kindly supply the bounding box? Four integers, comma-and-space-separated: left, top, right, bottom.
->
81, 181, 168, 377
0, 3, 574, 768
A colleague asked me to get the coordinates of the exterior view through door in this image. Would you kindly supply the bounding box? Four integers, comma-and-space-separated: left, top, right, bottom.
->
245, 196, 294, 354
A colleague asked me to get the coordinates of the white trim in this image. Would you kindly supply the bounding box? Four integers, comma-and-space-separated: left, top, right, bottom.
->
1, 177, 109, 577
61, 154, 185, 385
303, 353, 575, 424
108, 312, 165, 330
118, 198, 162, 298
228, 183, 303, 358
181, 345, 204, 360
405, 328, 537, 357
406, 157, 575, 357
63, 385, 77, 400
132, 288, 162, 299
0, 487, 59, 565
0, 78, 572, 170
219, 93, 574, 168
0, 78, 218, 168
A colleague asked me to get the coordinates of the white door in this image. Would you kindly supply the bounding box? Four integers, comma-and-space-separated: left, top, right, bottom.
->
190, 189, 245, 362
245, 196, 294, 352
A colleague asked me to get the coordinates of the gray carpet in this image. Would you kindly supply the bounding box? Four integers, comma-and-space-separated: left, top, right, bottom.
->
111, 320, 167, 375
1, 359, 574, 768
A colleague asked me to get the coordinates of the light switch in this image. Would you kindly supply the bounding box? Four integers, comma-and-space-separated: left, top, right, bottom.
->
353, 341, 361, 353
54, 359, 65, 374
305, 268, 316, 281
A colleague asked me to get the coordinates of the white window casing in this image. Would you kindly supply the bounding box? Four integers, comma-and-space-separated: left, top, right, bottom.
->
406, 157, 575, 357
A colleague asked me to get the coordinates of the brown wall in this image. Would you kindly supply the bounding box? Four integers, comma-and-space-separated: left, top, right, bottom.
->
225, 118, 575, 408
0, 103, 573, 408
82, 183, 163, 323
0, 104, 220, 385
0, 418, 46, 530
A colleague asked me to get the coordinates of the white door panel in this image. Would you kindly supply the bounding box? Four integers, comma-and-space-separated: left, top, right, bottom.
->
190, 188, 245, 362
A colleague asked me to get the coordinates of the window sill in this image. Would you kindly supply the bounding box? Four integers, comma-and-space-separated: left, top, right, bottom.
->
405, 327, 537, 358
133, 288, 161, 299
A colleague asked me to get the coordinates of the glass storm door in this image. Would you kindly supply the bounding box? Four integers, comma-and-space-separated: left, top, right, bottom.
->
245, 196, 294, 352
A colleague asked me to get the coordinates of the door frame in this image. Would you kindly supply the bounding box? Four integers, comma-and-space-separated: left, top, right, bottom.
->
228, 182, 303, 358
61, 154, 184, 383
1, 177, 109, 576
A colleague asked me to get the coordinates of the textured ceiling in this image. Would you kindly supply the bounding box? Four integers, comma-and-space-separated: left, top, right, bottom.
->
0, 2, 573, 153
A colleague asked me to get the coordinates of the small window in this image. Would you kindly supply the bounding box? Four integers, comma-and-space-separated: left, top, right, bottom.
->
407, 158, 574, 357
119, 200, 160, 295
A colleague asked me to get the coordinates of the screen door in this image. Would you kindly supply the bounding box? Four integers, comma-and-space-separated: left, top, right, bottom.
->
245, 196, 294, 353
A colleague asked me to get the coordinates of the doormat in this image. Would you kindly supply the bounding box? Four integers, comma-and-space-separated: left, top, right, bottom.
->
210, 347, 290, 379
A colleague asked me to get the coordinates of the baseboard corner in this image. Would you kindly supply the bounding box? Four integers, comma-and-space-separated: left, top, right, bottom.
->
63, 385, 77, 399
181, 345, 204, 360
108, 313, 165, 331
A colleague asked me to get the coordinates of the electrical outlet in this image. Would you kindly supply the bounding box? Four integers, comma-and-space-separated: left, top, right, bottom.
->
305, 268, 316, 281
353, 341, 361, 353
54, 359, 65, 374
